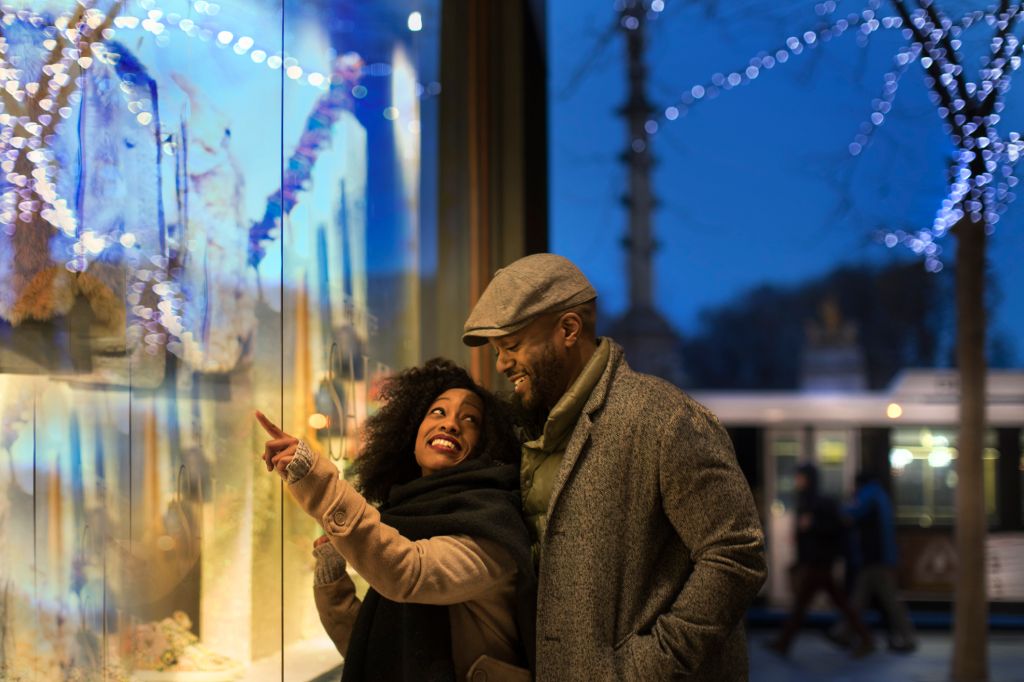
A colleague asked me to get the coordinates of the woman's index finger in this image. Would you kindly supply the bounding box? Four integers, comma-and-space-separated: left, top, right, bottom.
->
255, 411, 285, 437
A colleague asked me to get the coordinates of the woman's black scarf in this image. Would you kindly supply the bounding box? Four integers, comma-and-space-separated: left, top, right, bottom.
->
340, 458, 536, 682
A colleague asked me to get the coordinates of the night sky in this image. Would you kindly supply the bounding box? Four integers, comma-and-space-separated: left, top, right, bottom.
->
548, 1, 1024, 368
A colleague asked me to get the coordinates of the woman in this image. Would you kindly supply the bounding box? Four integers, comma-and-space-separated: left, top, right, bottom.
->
256, 359, 535, 682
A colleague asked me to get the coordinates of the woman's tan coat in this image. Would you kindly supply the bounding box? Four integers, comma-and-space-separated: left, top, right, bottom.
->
289, 451, 529, 681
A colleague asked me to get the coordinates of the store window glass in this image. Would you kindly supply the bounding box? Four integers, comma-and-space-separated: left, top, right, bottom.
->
0, 1, 440, 679
889, 427, 1000, 527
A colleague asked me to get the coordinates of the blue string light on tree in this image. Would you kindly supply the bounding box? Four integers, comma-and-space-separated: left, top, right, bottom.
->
654, 0, 1024, 275
660, 7, 891, 123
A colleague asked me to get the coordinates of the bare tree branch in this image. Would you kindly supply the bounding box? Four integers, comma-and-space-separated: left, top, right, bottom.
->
920, 0, 972, 105
891, 0, 967, 140
557, 17, 620, 100
979, 1, 1022, 117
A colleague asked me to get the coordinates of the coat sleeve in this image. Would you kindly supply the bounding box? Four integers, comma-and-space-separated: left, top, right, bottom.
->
619, 408, 767, 678
287, 446, 516, 606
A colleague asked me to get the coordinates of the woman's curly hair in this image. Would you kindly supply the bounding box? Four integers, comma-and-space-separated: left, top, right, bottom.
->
353, 358, 520, 505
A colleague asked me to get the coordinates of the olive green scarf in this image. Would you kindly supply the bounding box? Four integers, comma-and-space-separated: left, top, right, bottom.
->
520, 339, 610, 558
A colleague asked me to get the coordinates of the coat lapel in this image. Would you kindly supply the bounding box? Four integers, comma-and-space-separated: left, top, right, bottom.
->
546, 340, 623, 519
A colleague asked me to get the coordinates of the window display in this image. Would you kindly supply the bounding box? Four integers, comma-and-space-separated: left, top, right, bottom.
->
0, 0, 441, 679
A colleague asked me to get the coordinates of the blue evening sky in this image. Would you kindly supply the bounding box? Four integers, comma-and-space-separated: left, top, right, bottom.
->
548, 1, 1024, 367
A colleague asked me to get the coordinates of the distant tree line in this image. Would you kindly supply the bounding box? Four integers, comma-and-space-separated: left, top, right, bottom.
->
681, 260, 1014, 390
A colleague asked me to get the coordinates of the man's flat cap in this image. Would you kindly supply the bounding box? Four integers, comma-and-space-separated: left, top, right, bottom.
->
462, 253, 597, 346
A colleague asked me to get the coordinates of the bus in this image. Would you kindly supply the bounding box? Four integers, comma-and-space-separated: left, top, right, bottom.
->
690, 369, 1024, 609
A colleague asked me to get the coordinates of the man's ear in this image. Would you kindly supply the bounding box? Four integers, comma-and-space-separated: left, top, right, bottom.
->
558, 312, 583, 348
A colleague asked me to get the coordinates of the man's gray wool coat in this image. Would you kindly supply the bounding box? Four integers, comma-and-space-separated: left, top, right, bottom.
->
534, 340, 767, 681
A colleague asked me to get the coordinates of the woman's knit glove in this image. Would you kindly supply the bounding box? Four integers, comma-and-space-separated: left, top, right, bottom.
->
284, 440, 315, 483
312, 540, 347, 586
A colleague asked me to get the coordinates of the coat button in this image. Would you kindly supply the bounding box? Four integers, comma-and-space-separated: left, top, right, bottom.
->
332, 509, 347, 527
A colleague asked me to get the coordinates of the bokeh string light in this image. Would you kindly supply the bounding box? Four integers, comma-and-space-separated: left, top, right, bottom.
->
0, 2, 332, 263
0, 2, 374, 356
660, 1, 887, 125
1, 4, 120, 241
655, 0, 1023, 274
109, 3, 334, 94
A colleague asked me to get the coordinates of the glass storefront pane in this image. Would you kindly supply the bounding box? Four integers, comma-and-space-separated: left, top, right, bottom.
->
0, 1, 440, 679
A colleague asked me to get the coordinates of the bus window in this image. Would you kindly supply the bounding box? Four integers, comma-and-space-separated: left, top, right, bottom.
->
889, 427, 999, 526
815, 429, 854, 499
768, 430, 802, 514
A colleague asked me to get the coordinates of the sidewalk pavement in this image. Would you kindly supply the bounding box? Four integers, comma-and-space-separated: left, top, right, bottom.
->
310, 628, 1024, 681
748, 629, 1024, 682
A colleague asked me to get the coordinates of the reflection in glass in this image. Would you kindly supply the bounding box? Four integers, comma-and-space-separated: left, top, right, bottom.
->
0, 0, 440, 678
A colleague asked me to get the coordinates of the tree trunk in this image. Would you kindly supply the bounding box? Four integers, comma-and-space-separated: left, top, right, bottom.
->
951, 215, 988, 682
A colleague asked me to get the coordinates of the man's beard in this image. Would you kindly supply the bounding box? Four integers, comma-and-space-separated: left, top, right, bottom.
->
510, 341, 565, 427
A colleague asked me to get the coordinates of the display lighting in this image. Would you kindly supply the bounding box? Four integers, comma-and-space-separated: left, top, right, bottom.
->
655, 0, 1024, 275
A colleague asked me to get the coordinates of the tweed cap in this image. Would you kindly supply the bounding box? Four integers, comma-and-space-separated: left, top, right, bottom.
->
462, 253, 597, 346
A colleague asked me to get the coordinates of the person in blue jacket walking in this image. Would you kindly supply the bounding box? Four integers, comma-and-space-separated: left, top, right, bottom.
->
832, 472, 917, 652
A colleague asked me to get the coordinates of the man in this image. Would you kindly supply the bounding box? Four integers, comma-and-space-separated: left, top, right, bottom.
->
462, 253, 767, 681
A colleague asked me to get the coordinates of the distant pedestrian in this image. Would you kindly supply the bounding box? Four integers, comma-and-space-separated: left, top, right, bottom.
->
767, 463, 874, 658
830, 472, 917, 652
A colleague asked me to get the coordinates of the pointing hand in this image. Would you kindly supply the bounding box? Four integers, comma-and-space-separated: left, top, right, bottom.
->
255, 411, 299, 479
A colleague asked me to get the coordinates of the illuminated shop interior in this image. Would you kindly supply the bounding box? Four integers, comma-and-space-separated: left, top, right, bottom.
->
0, 0, 546, 679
